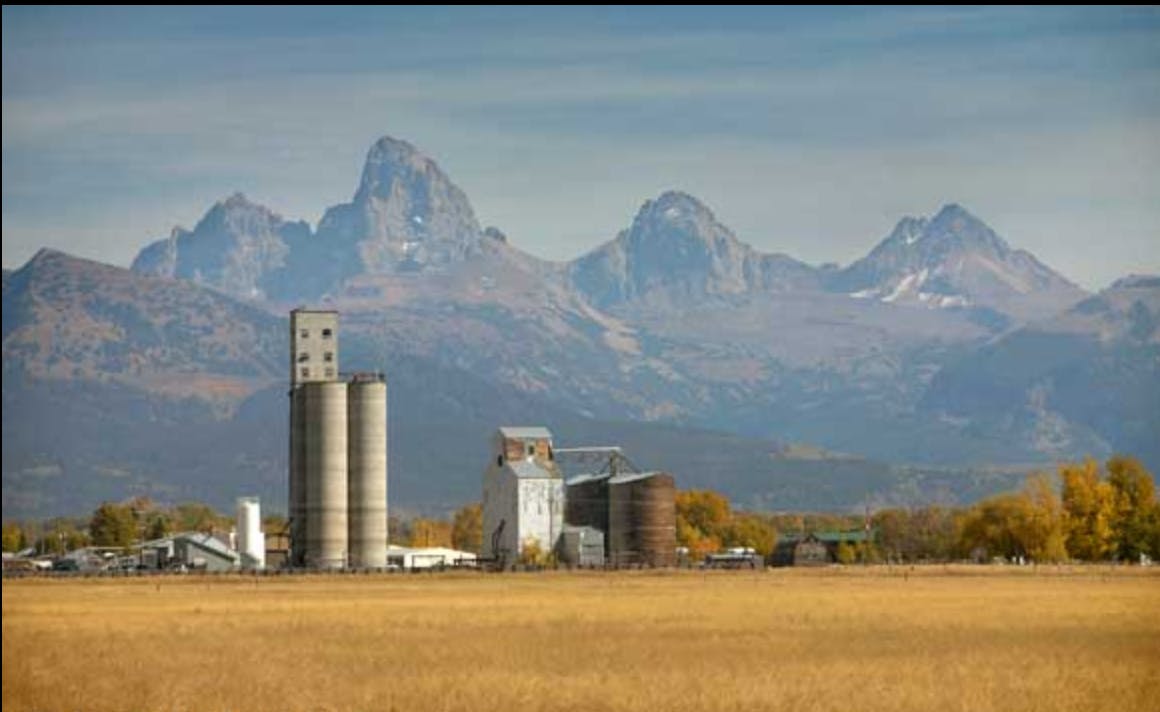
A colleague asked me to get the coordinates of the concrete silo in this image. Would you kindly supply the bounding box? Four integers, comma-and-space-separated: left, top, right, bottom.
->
288, 387, 307, 566
289, 309, 389, 571
347, 375, 388, 568
289, 309, 340, 567
303, 380, 349, 569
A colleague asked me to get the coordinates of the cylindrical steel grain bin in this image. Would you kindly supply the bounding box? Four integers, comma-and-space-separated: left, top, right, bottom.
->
608, 472, 677, 567
565, 473, 610, 537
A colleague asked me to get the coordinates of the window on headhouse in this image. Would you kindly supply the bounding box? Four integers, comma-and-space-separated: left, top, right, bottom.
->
300, 329, 309, 339
324, 352, 334, 362
324, 368, 334, 378
300, 368, 309, 378
298, 352, 309, 362
322, 328, 333, 339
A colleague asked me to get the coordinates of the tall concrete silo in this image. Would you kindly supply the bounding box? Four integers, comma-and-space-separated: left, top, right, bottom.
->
303, 381, 349, 568
288, 387, 307, 566
347, 375, 388, 568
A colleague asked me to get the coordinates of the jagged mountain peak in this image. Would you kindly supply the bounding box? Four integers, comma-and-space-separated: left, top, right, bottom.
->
625, 190, 740, 251
311, 135, 486, 279
354, 135, 449, 204
640, 190, 716, 221
925, 203, 1010, 254
569, 191, 819, 309
835, 203, 1083, 321
131, 193, 310, 301
197, 192, 286, 231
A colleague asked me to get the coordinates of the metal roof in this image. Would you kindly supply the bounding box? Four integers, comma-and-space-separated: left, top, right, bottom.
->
608, 471, 669, 485
140, 532, 239, 560
565, 472, 612, 487
497, 426, 553, 440
782, 530, 874, 544
503, 459, 559, 479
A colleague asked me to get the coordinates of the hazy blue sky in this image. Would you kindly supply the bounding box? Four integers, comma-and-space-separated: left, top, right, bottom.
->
3, 6, 1158, 289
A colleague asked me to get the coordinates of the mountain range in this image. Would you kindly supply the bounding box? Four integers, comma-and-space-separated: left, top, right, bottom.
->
4, 135, 1156, 519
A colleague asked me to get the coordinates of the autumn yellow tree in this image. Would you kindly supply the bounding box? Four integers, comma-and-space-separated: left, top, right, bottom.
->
959, 493, 1030, 561
721, 513, 778, 558
518, 537, 554, 567
1060, 459, 1115, 561
89, 502, 137, 548
451, 503, 482, 553
407, 517, 453, 548
1017, 472, 1068, 563
676, 490, 731, 559
2, 522, 26, 552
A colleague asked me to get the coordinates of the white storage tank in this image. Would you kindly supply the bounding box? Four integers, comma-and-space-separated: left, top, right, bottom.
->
236, 496, 266, 570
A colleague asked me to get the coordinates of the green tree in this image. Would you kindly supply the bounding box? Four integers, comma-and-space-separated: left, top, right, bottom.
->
39, 518, 90, 554
144, 512, 173, 541
1106, 456, 1157, 561
835, 540, 857, 565
451, 503, 482, 553
173, 502, 226, 533
89, 502, 137, 548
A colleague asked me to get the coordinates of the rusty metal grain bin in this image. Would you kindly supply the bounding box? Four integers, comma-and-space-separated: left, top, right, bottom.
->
303, 381, 348, 569
608, 472, 676, 567
348, 377, 387, 569
565, 473, 610, 536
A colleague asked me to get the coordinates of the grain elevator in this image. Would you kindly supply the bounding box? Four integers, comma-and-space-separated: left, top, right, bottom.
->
289, 309, 387, 569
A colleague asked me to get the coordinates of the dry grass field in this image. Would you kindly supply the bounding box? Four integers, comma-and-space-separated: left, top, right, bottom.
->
4, 566, 1159, 712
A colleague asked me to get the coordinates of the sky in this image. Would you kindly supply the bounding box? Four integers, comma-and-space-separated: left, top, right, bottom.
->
3, 6, 1159, 290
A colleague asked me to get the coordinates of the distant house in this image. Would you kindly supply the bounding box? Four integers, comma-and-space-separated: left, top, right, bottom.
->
770, 530, 874, 567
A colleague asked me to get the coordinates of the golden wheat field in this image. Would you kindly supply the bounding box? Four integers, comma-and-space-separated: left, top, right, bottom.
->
3, 567, 1159, 712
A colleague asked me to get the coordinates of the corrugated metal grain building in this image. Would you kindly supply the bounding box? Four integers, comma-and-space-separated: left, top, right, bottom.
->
564, 470, 677, 567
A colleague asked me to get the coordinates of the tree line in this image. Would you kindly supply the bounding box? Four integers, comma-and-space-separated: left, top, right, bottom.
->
4, 457, 1157, 564
675, 456, 1159, 564
1, 498, 485, 556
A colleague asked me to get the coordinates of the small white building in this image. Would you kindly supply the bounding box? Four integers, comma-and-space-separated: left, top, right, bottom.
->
385, 546, 477, 570
481, 427, 565, 568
